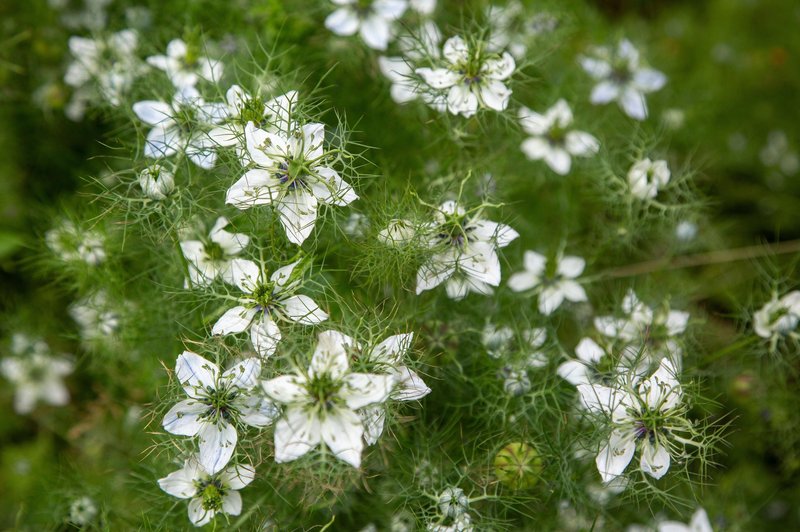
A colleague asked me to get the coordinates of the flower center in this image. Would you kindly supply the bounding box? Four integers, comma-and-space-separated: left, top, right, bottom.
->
203, 241, 226, 261
307, 374, 343, 412
201, 386, 239, 423
251, 282, 275, 312
197, 479, 226, 512
238, 96, 267, 126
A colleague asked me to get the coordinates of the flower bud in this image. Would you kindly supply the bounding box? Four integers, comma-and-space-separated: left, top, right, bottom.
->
493, 442, 543, 490
138, 164, 174, 200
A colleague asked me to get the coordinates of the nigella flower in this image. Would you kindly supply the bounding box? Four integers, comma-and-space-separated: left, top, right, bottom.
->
180, 217, 250, 288
416, 201, 519, 299
580, 39, 666, 120
753, 290, 800, 342
132, 87, 227, 169
357, 333, 431, 444
158, 457, 255, 527
45, 219, 106, 266
64, 29, 145, 112
69, 290, 121, 344
211, 259, 328, 358
416, 35, 516, 117
0, 334, 73, 415
508, 251, 588, 315
162, 352, 278, 475
378, 21, 443, 106
226, 121, 358, 245
410, 0, 435, 15
68, 496, 98, 527
325, 0, 408, 51
657, 507, 712, 532
481, 323, 548, 367
557, 337, 642, 387
261, 330, 395, 467
518, 99, 600, 175
147, 38, 224, 89
577, 358, 686, 482
208, 85, 298, 153
628, 158, 671, 200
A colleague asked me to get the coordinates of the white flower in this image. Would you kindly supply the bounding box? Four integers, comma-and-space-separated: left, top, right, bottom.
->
64, 29, 144, 107
753, 290, 800, 340
519, 100, 600, 175
360, 332, 431, 444
68, 496, 98, 526
226, 121, 358, 245
557, 338, 641, 387
416, 35, 515, 117
180, 216, 250, 288
378, 218, 416, 246
482, 323, 514, 359
261, 330, 395, 467
438, 486, 469, 517
594, 290, 689, 351
325, 0, 408, 51
427, 513, 473, 532
132, 87, 227, 169
577, 358, 683, 482
158, 457, 255, 527
508, 251, 588, 314
628, 158, 670, 199
500, 365, 531, 396
760, 131, 799, 176
1, 335, 73, 415
580, 39, 666, 120
208, 86, 298, 153
69, 290, 120, 343
658, 507, 713, 532
482, 324, 547, 367
378, 21, 442, 105
486, 1, 558, 60
147, 38, 224, 89
138, 164, 175, 200
410, 0, 435, 15
45, 219, 106, 266
416, 201, 518, 299
162, 352, 277, 474
211, 259, 328, 358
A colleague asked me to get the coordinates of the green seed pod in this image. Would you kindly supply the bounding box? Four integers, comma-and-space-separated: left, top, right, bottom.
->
493, 442, 543, 490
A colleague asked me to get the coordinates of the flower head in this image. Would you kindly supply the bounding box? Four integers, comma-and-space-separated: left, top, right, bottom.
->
325, 0, 408, 51
508, 251, 588, 314
147, 38, 224, 89
162, 352, 277, 474
45, 219, 106, 266
158, 457, 255, 527
1, 335, 73, 414
753, 290, 800, 341
180, 217, 250, 287
628, 158, 671, 200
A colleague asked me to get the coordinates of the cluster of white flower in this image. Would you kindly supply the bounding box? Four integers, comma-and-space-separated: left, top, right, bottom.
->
45, 219, 106, 266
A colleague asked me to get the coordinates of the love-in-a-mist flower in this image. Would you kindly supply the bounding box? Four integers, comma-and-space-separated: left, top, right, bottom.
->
357, 333, 431, 444
628, 158, 670, 200
657, 507, 712, 532
163, 352, 277, 475
226, 121, 358, 245
753, 290, 800, 341
68, 496, 98, 526
508, 251, 588, 315
325, 0, 408, 51
417, 201, 518, 299
486, 1, 558, 60
580, 39, 666, 120
212, 259, 328, 358
518, 100, 600, 175
482, 323, 548, 367
133, 87, 227, 169
138, 163, 175, 200
416, 35, 515, 117
147, 38, 224, 89
557, 337, 641, 387
65, 29, 144, 108
208, 85, 298, 153
180, 216, 250, 288
158, 457, 255, 527
45, 219, 106, 266
261, 330, 395, 467
378, 21, 442, 106
69, 290, 121, 344
1, 335, 73, 415
578, 358, 687, 482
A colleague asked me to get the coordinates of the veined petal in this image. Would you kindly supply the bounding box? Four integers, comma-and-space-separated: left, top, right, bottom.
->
220, 463, 256, 490
447, 84, 479, 117
479, 80, 511, 111
443, 36, 469, 65
557, 360, 591, 386
274, 405, 322, 462
281, 295, 329, 325
162, 399, 206, 436
361, 406, 386, 445
225, 258, 261, 292
222, 357, 261, 391
369, 333, 413, 366
144, 124, 180, 159
640, 440, 671, 479
341, 372, 395, 410
596, 430, 635, 483
325, 8, 360, 36
393, 366, 431, 401
221, 490, 242, 516
226, 169, 282, 209
176, 351, 219, 396
482, 52, 515, 80
188, 497, 213, 527
158, 462, 200, 499
321, 407, 365, 468
212, 306, 257, 336
310, 330, 354, 379
132, 100, 173, 125
238, 394, 280, 427
415, 67, 460, 89
277, 190, 319, 245
198, 421, 238, 475
270, 261, 300, 291
416, 255, 456, 294
310, 167, 358, 206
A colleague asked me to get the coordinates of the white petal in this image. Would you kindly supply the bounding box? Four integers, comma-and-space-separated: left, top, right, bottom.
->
633, 68, 667, 92
321, 407, 365, 467
221, 490, 242, 516
262, 375, 307, 404
482, 52, 515, 80
565, 131, 600, 157
469, 220, 518, 248
282, 295, 329, 325
415, 67, 460, 89
158, 462, 200, 499
620, 88, 648, 120
369, 333, 413, 366
447, 84, 479, 117
361, 406, 386, 445
558, 256, 586, 278
359, 14, 392, 51
416, 255, 456, 294
523, 250, 547, 274
132, 100, 173, 125
212, 306, 257, 336
310, 167, 358, 206
277, 190, 319, 245
220, 463, 256, 490
520, 137, 550, 161
225, 258, 261, 292
226, 169, 281, 209
539, 286, 566, 314
198, 421, 238, 475
162, 399, 206, 436
544, 147, 572, 175
176, 351, 219, 396
590, 81, 620, 105
596, 430, 635, 483
556, 360, 590, 386
188, 497, 213, 526
144, 125, 180, 159
393, 366, 431, 401
640, 441, 671, 479
507, 271, 538, 292
222, 357, 261, 390
443, 36, 469, 64
238, 394, 279, 427
580, 57, 611, 79
251, 316, 282, 358
325, 8, 360, 36
274, 405, 322, 462
310, 330, 353, 379
478, 80, 511, 111
575, 337, 605, 363
341, 373, 395, 410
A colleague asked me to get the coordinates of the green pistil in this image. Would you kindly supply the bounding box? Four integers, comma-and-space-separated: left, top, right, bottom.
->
238, 97, 266, 126
201, 386, 238, 423
307, 374, 342, 412
203, 241, 225, 261
198, 480, 225, 512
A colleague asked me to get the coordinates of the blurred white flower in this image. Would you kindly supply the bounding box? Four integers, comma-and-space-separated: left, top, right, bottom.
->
68, 496, 98, 526
147, 38, 224, 89
754, 290, 800, 340
180, 216, 250, 287
45, 219, 106, 266
1, 335, 73, 415
519, 99, 599, 175
628, 158, 671, 200
325, 0, 408, 51
438, 486, 469, 517
70, 290, 120, 343
262, 330, 395, 467
657, 507, 713, 532
416, 35, 515, 117
508, 251, 588, 315
580, 39, 666, 120
158, 457, 255, 527
760, 131, 799, 176
378, 21, 442, 106
378, 218, 416, 246
162, 352, 277, 474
